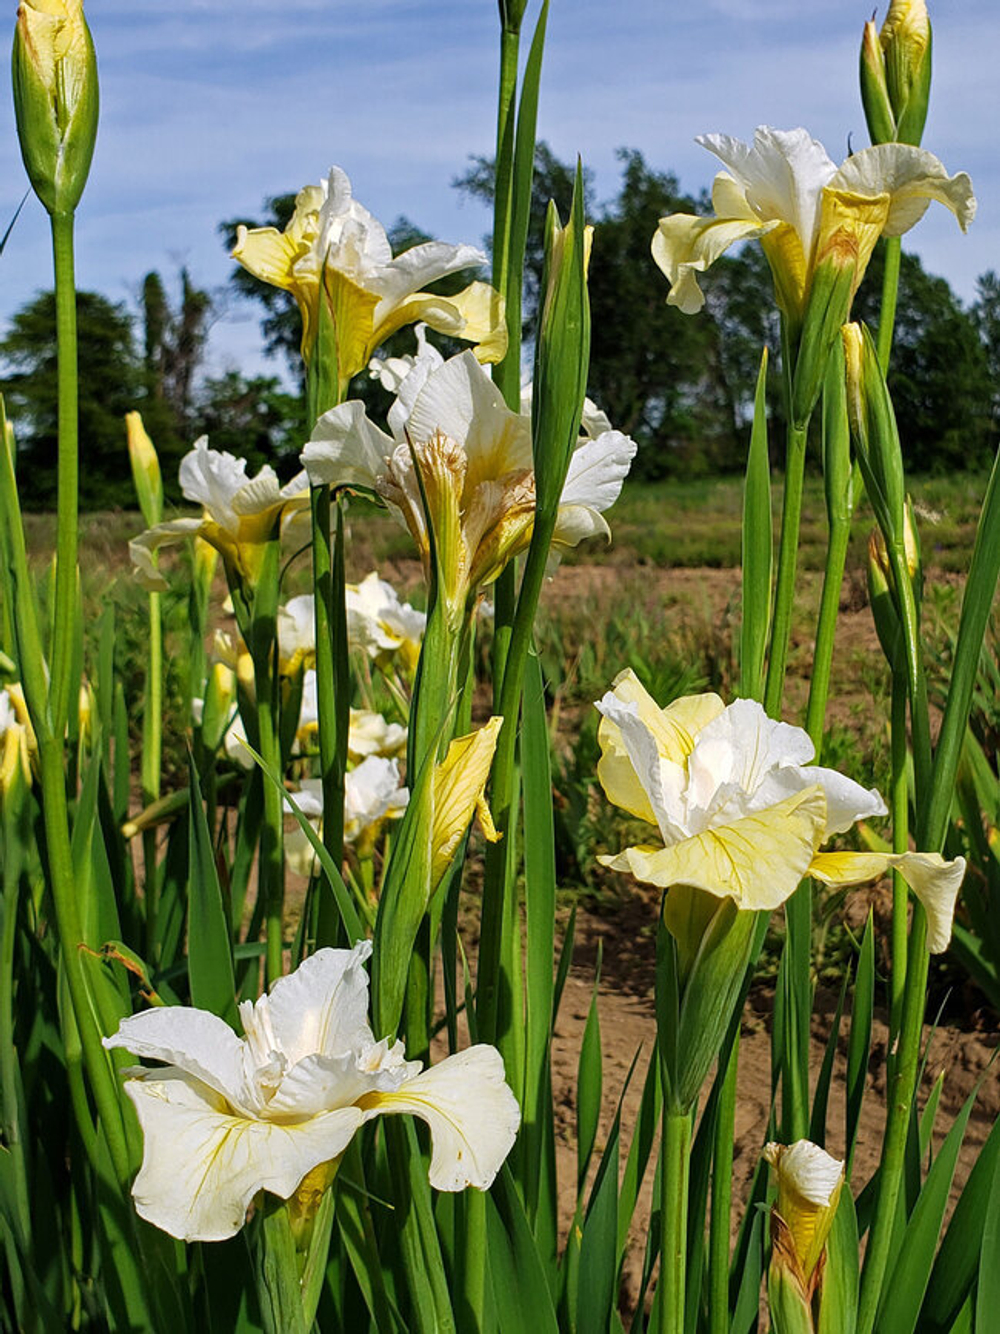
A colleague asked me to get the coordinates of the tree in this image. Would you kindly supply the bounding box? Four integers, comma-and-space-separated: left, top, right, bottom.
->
972, 270, 1000, 437
0, 290, 141, 508
138, 268, 213, 490
456, 143, 763, 477
854, 246, 995, 471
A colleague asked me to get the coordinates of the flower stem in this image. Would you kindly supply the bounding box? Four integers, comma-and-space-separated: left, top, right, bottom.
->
49, 210, 79, 739
764, 419, 809, 719
141, 586, 162, 957
888, 670, 909, 1052
857, 904, 928, 1334
876, 237, 902, 373
243, 540, 285, 986
38, 735, 133, 1186
659, 1106, 691, 1334
310, 487, 348, 949
804, 512, 851, 753
708, 1029, 739, 1334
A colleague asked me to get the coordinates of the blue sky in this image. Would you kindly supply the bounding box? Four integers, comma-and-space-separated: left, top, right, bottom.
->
1, 0, 995, 384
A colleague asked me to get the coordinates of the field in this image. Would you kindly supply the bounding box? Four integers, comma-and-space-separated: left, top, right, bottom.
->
37, 469, 999, 1313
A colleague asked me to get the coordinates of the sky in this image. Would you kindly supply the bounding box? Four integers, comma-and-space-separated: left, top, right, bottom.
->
1, 0, 996, 386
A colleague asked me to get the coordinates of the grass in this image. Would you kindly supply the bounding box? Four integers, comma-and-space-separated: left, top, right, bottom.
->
10, 469, 993, 933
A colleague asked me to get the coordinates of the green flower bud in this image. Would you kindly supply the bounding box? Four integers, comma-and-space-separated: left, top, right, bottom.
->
12, 0, 99, 215
842, 322, 906, 549
860, 19, 896, 145
881, 0, 932, 145
126, 412, 163, 529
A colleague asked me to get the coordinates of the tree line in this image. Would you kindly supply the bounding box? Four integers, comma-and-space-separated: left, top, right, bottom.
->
2, 144, 997, 509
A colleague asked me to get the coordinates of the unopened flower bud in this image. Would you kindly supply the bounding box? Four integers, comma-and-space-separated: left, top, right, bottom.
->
12, 0, 99, 215
860, 19, 896, 145
126, 412, 163, 528
764, 1140, 844, 1296
881, 0, 931, 144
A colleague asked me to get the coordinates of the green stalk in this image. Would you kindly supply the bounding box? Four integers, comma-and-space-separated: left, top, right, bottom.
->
310, 487, 348, 949
764, 419, 809, 719
708, 1029, 739, 1334
856, 905, 928, 1334
460, 1189, 487, 1325
875, 237, 902, 373
659, 1107, 692, 1334
254, 659, 285, 986
858, 559, 932, 1334
141, 587, 162, 959
888, 671, 909, 1050
804, 513, 851, 752
884, 540, 932, 796
491, 25, 520, 365
243, 540, 286, 986
38, 736, 133, 1187
0, 418, 133, 1191
0, 805, 32, 1264
49, 210, 80, 739
477, 518, 555, 1044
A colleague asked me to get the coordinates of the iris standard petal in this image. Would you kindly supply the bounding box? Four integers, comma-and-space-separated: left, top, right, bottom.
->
402, 351, 532, 488
256, 942, 374, 1067
697, 127, 838, 251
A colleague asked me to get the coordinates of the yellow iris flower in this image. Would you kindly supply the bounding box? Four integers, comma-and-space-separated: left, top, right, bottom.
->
652, 126, 974, 327
596, 671, 965, 952
232, 166, 506, 384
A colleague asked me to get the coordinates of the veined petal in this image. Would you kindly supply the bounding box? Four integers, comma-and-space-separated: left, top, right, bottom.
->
652, 212, 770, 314
369, 240, 486, 311
603, 785, 827, 909
231, 225, 301, 293
557, 431, 637, 524
129, 518, 204, 591
402, 352, 532, 490
322, 267, 381, 383
698, 127, 838, 258
302, 401, 393, 491
830, 143, 976, 237
123, 1068, 363, 1241
359, 1045, 521, 1191
436, 280, 507, 364
808, 850, 965, 952
432, 717, 503, 891
251, 942, 374, 1068
103, 1006, 253, 1111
